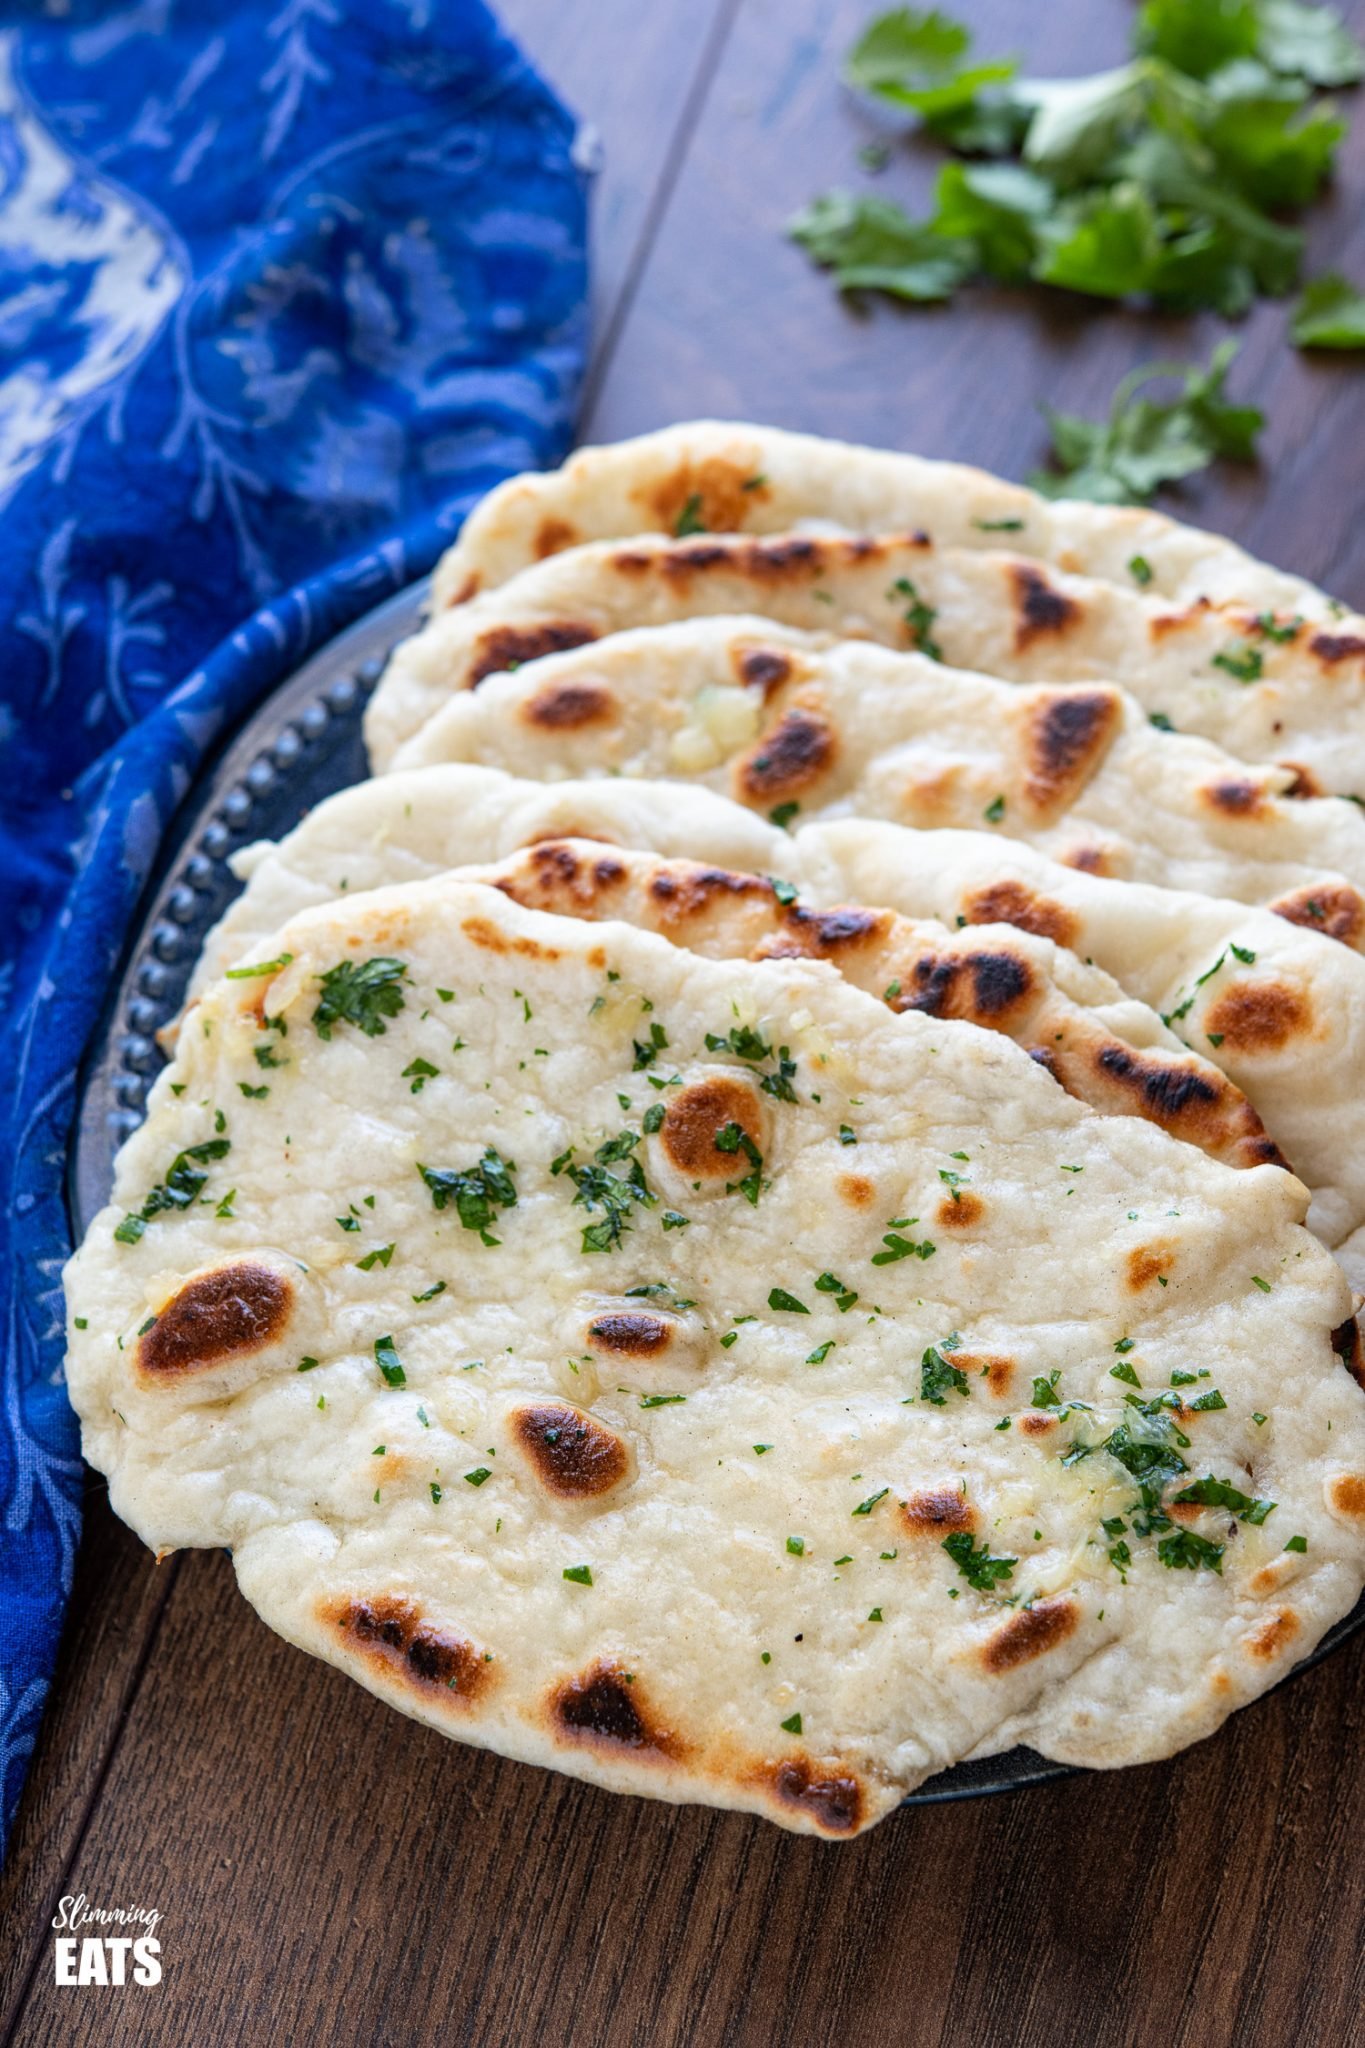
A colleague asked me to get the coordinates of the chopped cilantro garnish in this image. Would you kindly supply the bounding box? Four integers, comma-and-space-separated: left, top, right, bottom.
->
312, 956, 407, 1039
1212, 642, 1264, 683
374, 1334, 406, 1388
780, 1712, 803, 1734
403, 1057, 439, 1094
1128, 555, 1153, 586
853, 1487, 889, 1516
632, 1021, 669, 1069
921, 1343, 970, 1405
769, 1286, 809, 1314
563, 1564, 593, 1585
464, 1467, 492, 1487
356, 1243, 395, 1271
872, 1229, 936, 1265
639, 1393, 686, 1408
419, 1147, 518, 1245
942, 1531, 1015, 1592
1173, 1475, 1276, 1523
113, 1137, 231, 1244
890, 575, 943, 660
1158, 1529, 1225, 1573
983, 794, 1006, 824
786, 1536, 806, 1556
1284, 1535, 1308, 1553
673, 492, 706, 537
806, 1340, 836, 1364
224, 953, 293, 980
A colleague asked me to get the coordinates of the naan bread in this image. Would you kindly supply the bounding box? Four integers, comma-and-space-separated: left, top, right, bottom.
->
65, 878, 1365, 1834
367, 532, 1365, 796
798, 820, 1365, 1276
430, 419, 1330, 618
187, 767, 1365, 1270
180, 777, 1278, 1170
389, 617, 1365, 943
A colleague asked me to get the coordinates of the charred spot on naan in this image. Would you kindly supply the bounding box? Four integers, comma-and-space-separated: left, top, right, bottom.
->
548, 1661, 684, 1759
1150, 597, 1213, 639
643, 454, 772, 539
1126, 1242, 1175, 1292
660, 1078, 766, 1177
962, 881, 1079, 950
1203, 979, 1314, 1053
1332, 1316, 1365, 1392
1020, 689, 1121, 816
1268, 883, 1365, 948
1246, 1610, 1300, 1661
754, 1755, 864, 1836
521, 678, 616, 730
1011, 564, 1081, 651
534, 515, 580, 560
648, 862, 774, 931
1018, 1412, 1057, 1438
460, 914, 562, 961
902, 1488, 977, 1536
892, 947, 1034, 1027
936, 1189, 985, 1229
1279, 763, 1324, 798
467, 621, 599, 687
585, 1311, 675, 1357
511, 1401, 630, 1498
1060, 845, 1118, 876
494, 840, 631, 917
735, 706, 836, 803
764, 904, 888, 961
1200, 777, 1274, 820
325, 1595, 493, 1704
981, 1597, 1077, 1674
136, 1261, 291, 1382
837, 1173, 877, 1210
733, 644, 796, 698
1325, 1472, 1365, 1520
1092, 1043, 1287, 1169
1309, 631, 1365, 669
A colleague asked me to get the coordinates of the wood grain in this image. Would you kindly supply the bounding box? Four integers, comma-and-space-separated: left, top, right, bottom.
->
8, 1, 1365, 2042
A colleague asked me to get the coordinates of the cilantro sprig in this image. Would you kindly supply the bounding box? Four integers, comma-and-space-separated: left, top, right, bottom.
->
792, 1, 1364, 400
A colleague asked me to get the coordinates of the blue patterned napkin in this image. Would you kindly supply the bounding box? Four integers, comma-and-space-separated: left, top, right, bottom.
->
0, 0, 588, 1856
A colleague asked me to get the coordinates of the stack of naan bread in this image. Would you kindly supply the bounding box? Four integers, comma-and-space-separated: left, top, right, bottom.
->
67, 424, 1365, 1838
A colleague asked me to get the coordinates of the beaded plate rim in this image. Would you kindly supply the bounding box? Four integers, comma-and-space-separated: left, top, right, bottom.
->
68, 574, 1365, 1811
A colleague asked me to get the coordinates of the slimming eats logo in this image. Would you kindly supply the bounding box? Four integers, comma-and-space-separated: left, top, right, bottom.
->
52, 1895, 163, 1986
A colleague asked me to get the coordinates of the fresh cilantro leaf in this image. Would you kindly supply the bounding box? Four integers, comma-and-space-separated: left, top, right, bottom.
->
1158, 1528, 1225, 1572
1173, 1475, 1276, 1522
313, 957, 407, 1040
418, 1148, 518, 1244
844, 7, 1020, 127
921, 1343, 970, 1404
1032, 343, 1263, 506
374, 1334, 406, 1388
1292, 271, 1365, 347
789, 191, 975, 302
942, 1531, 1016, 1591
114, 1138, 231, 1243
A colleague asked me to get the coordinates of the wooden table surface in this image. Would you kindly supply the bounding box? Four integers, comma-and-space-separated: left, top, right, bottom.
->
5, 4, 1365, 2043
